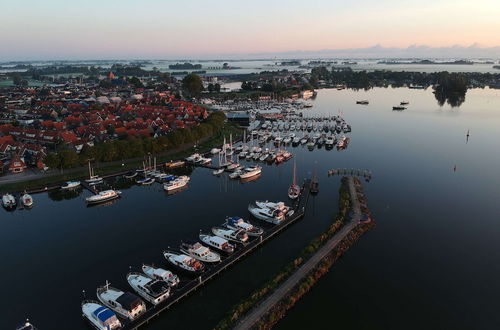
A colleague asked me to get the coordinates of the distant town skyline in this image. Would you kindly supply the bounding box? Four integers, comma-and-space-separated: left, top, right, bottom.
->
1, 0, 500, 60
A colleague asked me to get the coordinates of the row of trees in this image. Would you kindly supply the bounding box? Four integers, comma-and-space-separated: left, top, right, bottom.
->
43, 112, 227, 170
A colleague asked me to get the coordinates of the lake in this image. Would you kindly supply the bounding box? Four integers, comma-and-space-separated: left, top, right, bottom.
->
1, 87, 500, 330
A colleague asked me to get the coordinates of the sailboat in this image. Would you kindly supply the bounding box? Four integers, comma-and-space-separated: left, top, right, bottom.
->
86, 161, 103, 185
288, 161, 300, 200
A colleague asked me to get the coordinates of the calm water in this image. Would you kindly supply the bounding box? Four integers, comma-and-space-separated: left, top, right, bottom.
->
1, 87, 500, 330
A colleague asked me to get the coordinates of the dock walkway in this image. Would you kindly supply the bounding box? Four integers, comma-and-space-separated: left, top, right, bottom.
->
233, 177, 362, 330
122, 179, 311, 330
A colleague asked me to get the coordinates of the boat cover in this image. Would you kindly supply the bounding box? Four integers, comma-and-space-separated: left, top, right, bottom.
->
116, 292, 141, 311
227, 217, 243, 225
93, 306, 115, 323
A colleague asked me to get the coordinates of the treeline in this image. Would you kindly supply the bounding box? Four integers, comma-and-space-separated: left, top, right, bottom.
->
169, 63, 202, 70
43, 112, 226, 169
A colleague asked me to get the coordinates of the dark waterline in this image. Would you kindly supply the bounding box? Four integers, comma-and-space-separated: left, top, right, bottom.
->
1, 87, 500, 329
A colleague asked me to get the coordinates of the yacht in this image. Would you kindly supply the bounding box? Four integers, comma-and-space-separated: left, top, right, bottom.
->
393, 105, 406, 110
213, 168, 224, 176
96, 282, 146, 321
288, 162, 300, 200
185, 153, 202, 162
400, 101, 410, 105
86, 190, 121, 205
224, 216, 264, 236
229, 169, 243, 179
239, 166, 262, 179
2, 193, 17, 210
61, 181, 81, 190
163, 176, 190, 191
127, 272, 170, 305
226, 162, 240, 171
248, 201, 294, 224
142, 264, 179, 287
199, 232, 235, 254
283, 136, 292, 144
21, 192, 33, 208
81, 300, 122, 330
180, 241, 221, 263
212, 226, 249, 244
86, 162, 103, 186
163, 250, 205, 273
136, 177, 155, 185
337, 135, 349, 149
356, 100, 369, 105
325, 136, 335, 148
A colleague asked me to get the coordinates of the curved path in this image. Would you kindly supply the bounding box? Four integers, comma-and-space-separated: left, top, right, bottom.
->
234, 177, 361, 330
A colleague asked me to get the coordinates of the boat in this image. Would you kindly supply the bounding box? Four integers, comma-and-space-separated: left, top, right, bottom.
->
211, 148, 221, 154
400, 101, 409, 105
224, 216, 263, 236
212, 226, 249, 244
61, 181, 81, 190
229, 169, 243, 179
180, 240, 221, 263
163, 176, 190, 191
185, 153, 202, 162
239, 166, 262, 179
136, 177, 155, 185
21, 192, 33, 208
127, 272, 170, 305
163, 250, 205, 273
86, 162, 103, 186
356, 100, 369, 105
307, 141, 315, 150
81, 300, 122, 330
15, 319, 37, 330
392, 106, 406, 110
288, 162, 300, 200
2, 193, 16, 210
337, 135, 349, 149
199, 232, 235, 254
86, 190, 121, 205
142, 264, 179, 287
124, 171, 138, 179
213, 168, 224, 176
96, 282, 146, 321
248, 201, 294, 224
165, 160, 185, 169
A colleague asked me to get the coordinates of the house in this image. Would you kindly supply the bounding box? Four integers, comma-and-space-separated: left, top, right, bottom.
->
8, 153, 27, 174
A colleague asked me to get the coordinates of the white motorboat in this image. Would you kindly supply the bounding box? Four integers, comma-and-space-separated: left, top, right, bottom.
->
229, 170, 243, 179
249, 201, 294, 225
239, 166, 262, 179
142, 264, 179, 287
136, 177, 155, 185
2, 193, 16, 210
185, 153, 202, 162
180, 241, 221, 263
15, 319, 37, 330
213, 168, 224, 176
212, 226, 248, 244
163, 250, 205, 273
61, 181, 81, 190
127, 272, 170, 305
224, 216, 263, 236
81, 300, 122, 330
86, 190, 121, 205
21, 192, 33, 208
97, 282, 146, 321
163, 176, 190, 191
199, 233, 235, 254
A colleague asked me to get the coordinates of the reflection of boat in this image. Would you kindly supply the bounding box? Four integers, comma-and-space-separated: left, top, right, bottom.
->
240, 173, 261, 184
180, 241, 221, 263
2, 193, 16, 210
224, 216, 263, 236
288, 162, 300, 200
163, 250, 205, 273
127, 272, 170, 305
21, 192, 33, 208
97, 282, 146, 321
61, 181, 81, 190
199, 232, 235, 254
81, 300, 122, 330
86, 190, 121, 205
212, 226, 249, 244
142, 264, 179, 287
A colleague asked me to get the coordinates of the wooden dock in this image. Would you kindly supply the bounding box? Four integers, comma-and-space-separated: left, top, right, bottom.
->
122, 179, 311, 330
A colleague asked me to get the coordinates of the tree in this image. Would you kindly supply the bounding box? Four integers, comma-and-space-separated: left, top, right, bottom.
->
128, 76, 144, 88
12, 73, 22, 85
214, 83, 221, 93
182, 73, 204, 96
99, 79, 112, 88
43, 153, 60, 169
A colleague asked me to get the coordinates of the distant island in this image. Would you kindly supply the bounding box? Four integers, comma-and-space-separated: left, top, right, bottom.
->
169, 62, 203, 70
378, 59, 474, 65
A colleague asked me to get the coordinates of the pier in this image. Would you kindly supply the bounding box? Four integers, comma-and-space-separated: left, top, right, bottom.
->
232, 176, 369, 330
122, 179, 311, 330
328, 168, 372, 181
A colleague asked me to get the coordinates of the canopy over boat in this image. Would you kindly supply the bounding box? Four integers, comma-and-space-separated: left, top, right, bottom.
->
116, 292, 141, 311
93, 306, 116, 323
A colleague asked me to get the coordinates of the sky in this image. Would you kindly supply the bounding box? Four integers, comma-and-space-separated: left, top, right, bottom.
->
1, 0, 500, 60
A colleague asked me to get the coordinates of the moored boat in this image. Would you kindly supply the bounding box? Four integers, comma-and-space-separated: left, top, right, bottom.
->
142, 264, 179, 287
81, 300, 122, 330
212, 226, 249, 244
180, 240, 221, 263
163, 250, 205, 273
86, 190, 121, 205
127, 272, 170, 305
96, 282, 146, 321
61, 181, 81, 190
288, 162, 300, 200
163, 176, 190, 191
239, 166, 262, 179
224, 216, 263, 236
2, 193, 16, 210
199, 232, 235, 254
21, 192, 33, 208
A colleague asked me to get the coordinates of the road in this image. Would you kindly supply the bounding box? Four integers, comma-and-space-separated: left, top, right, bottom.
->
234, 177, 361, 330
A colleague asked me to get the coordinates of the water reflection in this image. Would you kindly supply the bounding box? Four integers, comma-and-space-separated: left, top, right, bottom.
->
47, 187, 82, 201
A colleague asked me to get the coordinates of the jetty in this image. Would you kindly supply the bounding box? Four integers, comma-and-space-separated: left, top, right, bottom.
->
232, 177, 370, 330
121, 179, 311, 330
